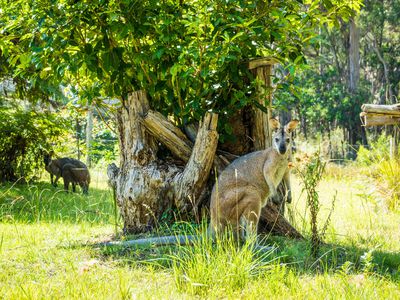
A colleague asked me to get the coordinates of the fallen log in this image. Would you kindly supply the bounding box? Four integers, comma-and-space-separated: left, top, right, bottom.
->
361, 103, 400, 115
360, 112, 400, 127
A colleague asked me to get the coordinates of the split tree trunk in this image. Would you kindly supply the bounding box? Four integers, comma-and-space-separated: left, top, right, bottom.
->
108, 91, 219, 233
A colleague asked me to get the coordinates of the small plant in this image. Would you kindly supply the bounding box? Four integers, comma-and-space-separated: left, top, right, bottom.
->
360, 250, 375, 274
374, 159, 400, 211
296, 152, 335, 259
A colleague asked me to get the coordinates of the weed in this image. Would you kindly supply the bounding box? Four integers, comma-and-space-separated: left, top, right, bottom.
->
296, 152, 336, 260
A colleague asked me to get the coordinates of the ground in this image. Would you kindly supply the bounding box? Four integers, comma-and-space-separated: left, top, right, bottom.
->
0, 166, 399, 299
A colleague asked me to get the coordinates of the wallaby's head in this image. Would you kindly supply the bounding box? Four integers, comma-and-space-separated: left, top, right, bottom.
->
270, 118, 299, 155
43, 153, 52, 166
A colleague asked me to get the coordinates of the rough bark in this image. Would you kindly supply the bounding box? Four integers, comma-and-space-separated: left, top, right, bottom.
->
142, 110, 193, 161
173, 113, 219, 211
250, 60, 273, 149
142, 110, 227, 172
110, 91, 172, 233
109, 91, 220, 233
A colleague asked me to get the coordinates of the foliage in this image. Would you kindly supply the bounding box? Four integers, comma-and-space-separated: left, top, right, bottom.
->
0, 0, 361, 136
357, 134, 392, 165
275, 0, 400, 153
0, 106, 69, 181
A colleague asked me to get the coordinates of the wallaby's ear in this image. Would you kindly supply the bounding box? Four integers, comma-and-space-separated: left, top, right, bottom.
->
269, 118, 281, 130
284, 119, 299, 133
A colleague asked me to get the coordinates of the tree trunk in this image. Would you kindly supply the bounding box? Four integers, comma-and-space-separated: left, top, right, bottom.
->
108, 91, 220, 233
76, 118, 81, 161
349, 18, 360, 94
86, 105, 94, 167
250, 60, 273, 150
109, 63, 303, 239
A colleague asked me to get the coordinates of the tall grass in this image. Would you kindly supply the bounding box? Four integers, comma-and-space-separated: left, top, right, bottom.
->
357, 136, 400, 211
169, 228, 277, 297
0, 180, 117, 225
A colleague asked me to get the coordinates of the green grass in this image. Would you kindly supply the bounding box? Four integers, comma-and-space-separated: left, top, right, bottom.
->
1, 167, 399, 299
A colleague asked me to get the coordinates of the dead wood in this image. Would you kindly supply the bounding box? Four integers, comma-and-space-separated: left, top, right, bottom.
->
361, 103, 400, 115
360, 112, 400, 127
258, 202, 304, 239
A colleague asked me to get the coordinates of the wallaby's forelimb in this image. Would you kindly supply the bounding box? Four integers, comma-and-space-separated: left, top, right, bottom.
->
282, 169, 292, 203
263, 160, 279, 204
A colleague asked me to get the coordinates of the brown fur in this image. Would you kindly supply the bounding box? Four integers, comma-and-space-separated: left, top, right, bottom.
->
43, 154, 90, 194
209, 119, 299, 242
62, 163, 90, 194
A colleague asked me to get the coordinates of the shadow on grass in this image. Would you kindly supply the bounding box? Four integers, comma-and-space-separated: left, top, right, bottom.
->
90, 232, 400, 283
0, 181, 117, 224
267, 235, 400, 281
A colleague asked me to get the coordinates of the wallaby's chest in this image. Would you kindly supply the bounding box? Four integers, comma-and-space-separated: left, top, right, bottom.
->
272, 158, 288, 186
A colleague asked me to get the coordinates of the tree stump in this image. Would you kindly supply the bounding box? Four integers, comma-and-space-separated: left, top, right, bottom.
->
108, 91, 219, 233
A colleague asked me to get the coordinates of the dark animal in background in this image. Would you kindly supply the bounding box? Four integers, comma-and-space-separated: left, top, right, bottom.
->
61, 163, 90, 194
43, 153, 90, 194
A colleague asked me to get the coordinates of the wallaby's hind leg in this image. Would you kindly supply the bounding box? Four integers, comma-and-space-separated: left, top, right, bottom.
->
241, 199, 262, 243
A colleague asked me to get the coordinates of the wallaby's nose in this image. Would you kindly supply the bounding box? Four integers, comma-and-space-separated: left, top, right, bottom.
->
279, 145, 286, 154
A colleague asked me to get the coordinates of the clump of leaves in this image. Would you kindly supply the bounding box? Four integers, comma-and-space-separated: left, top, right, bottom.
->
0, 106, 69, 182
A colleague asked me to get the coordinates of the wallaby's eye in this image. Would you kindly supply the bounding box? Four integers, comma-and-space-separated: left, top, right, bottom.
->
275, 138, 279, 142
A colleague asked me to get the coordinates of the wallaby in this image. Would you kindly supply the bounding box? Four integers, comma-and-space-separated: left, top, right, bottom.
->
102, 118, 299, 249
43, 153, 90, 194
209, 118, 299, 243
62, 163, 91, 194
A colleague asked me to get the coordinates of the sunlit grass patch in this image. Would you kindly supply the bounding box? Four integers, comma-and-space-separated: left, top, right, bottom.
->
0, 180, 116, 224
169, 232, 277, 297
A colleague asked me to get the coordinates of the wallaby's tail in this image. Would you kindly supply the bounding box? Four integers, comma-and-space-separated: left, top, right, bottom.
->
100, 235, 202, 248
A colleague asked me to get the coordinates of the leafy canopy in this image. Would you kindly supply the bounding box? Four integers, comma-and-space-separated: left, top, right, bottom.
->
0, 0, 361, 125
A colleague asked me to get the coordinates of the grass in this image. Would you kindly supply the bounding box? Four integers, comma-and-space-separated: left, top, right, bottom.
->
1, 166, 400, 299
